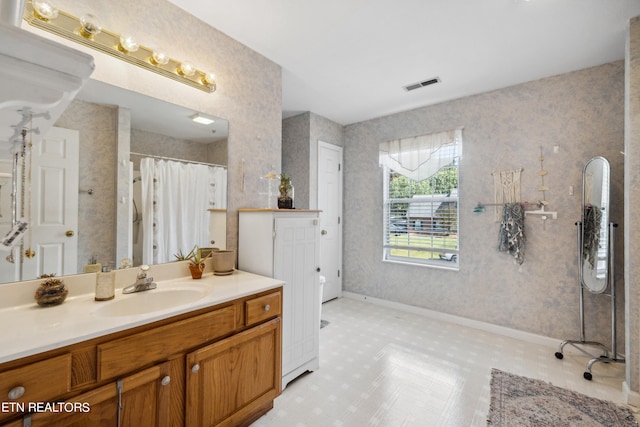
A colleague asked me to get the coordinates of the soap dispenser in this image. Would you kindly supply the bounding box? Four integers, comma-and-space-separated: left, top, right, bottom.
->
95, 265, 115, 301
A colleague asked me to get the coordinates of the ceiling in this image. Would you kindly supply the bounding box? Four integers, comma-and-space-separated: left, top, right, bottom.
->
168, 0, 640, 126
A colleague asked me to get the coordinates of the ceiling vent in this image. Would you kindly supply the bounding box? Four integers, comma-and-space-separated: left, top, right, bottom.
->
403, 77, 441, 92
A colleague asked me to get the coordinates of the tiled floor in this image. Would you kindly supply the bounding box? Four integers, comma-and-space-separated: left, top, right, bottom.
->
252, 297, 637, 427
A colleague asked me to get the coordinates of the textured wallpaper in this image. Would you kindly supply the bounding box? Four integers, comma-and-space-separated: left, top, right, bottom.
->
282, 113, 311, 209
130, 129, 210, 166
344, 62, 626, 350
283, 112, 344, 209
625, 16, 640, 395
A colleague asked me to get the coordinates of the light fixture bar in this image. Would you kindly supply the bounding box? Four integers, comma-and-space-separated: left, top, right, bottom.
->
23, 2, 216, 93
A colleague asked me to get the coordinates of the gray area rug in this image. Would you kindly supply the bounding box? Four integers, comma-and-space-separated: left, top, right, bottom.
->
487, 368, 638, 426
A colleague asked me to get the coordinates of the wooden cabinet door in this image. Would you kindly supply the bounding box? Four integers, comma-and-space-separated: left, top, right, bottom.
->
186, 318, 281, 427
27, 362, 171, 427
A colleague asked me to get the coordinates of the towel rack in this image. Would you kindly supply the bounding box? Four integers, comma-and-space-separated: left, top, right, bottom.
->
474, 201, 557, 220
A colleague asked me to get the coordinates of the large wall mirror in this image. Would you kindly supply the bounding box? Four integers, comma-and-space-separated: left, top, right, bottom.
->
0, 79, 228, 284
581, 156, 610, 294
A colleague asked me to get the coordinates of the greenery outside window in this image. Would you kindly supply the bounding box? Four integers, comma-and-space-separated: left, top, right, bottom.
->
380, 129, 461, 268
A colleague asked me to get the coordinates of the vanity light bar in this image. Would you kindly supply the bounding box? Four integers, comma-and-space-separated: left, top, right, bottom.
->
23, 2, 216, 93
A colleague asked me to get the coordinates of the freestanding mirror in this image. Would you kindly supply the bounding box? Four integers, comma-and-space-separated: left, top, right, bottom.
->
554, 156, 623, 380
581, 157, 610, 293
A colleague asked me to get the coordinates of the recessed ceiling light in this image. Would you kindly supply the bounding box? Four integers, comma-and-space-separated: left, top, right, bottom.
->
191, 113, 215, 125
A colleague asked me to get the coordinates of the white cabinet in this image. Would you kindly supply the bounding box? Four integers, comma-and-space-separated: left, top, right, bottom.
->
209, 208, 227, 249
239, 209, 320, 388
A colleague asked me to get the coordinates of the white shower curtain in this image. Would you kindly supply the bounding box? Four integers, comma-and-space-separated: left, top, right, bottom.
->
140, 158, 212, 264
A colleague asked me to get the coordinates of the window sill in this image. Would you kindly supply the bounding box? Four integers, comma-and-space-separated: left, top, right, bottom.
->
382, 258, 459, 271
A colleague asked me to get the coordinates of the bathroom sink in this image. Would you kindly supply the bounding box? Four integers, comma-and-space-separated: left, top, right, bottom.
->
93, 286, 208, 317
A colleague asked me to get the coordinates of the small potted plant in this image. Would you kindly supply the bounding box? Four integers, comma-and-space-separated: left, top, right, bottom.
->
175, 245, 210, 279
278, 173, 294, 209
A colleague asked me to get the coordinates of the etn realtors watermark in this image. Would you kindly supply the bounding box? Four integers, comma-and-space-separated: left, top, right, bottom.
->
2, 401, 90, 413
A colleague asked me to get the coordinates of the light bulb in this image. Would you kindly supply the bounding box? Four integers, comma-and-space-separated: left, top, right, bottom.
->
32, 0, 58, 21
150, 49, 169, 66
177, 61, 195, 77
118, 34, 139, 53
202, 72, 216, 85
79, 13, 101, 39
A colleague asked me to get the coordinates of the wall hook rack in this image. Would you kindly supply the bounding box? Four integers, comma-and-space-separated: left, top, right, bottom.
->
524, 205, 557, 220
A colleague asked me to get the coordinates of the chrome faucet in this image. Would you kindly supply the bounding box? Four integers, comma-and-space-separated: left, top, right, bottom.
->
122, 265, 157, 294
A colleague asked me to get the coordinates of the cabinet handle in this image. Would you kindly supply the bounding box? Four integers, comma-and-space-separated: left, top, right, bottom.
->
264, 304, 270, 312
8, 386, 25, 400
191, 364, 200, 373
161, 375, 171, 386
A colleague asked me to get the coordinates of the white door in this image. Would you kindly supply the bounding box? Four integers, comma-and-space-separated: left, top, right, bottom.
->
318, 141, 343, 302
22, 127, 79, 280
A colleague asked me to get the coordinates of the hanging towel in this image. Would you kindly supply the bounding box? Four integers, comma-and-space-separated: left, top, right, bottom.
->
498, 203, 526, 265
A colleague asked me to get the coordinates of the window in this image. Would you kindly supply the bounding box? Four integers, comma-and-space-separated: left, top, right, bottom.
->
380, 129, 461, 268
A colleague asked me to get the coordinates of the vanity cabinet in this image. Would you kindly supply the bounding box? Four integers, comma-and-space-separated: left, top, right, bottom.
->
0, 287, 282, 427
25, 362, 171, 427
238, 209, 320, 388
186, 319, 281, 426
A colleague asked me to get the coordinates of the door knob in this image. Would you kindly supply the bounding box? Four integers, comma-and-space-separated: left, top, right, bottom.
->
321, 230, 327, 235
65, 230, 74, 237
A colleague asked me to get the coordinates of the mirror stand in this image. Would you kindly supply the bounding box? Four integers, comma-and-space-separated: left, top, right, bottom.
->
555, 222, 622, 380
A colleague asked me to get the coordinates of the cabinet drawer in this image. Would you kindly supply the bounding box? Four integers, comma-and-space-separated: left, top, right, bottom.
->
0, 353, 71, 404
246, 291, 281, 326
98, 305, 236, 380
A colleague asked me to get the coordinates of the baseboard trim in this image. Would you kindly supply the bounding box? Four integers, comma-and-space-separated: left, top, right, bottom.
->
341, 291, 561, 350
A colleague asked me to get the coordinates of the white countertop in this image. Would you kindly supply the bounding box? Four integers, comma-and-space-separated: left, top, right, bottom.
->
0, 270, 283, 364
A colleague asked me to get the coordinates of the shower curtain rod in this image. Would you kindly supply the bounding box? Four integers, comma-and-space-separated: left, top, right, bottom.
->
129, 152, 227, 169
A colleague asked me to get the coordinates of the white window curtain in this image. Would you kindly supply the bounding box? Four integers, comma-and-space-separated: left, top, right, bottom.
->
379, 129, 461, 180
140, 158, 212, 264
